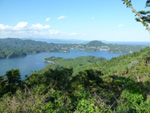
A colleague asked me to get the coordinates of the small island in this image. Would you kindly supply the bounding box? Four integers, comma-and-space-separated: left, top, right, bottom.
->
44, 56, 106, 67
60, 40, 146, 53
44, 56, 106, 76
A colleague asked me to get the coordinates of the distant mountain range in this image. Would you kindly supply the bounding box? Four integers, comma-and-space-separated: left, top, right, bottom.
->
0, 38, 147, 59
4, 37, 150, 45
22, 38, 89, 44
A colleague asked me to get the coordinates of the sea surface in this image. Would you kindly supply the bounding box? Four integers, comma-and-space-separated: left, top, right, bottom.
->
0, 49, 127, 79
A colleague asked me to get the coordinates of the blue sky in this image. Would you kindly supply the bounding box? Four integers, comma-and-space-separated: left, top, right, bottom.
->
0, 0, 149, 41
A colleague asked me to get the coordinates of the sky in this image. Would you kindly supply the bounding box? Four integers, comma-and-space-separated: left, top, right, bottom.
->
0, 0, 149, 41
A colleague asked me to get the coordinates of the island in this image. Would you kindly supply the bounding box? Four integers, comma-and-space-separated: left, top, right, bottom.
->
0, 38, 146, 59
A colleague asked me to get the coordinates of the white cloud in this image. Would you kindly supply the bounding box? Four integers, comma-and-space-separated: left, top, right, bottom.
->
118, 24, 125, 27
30, 24, 50, 30
0, 22, 82, 39
45, 18, 50, 22
0, 22, 50, 31
0, 22, 61, 38
0, 24, 13, 30
49, 30, 62, 35
70, 33, 77, 36
57, 16, 66, 20
14, 22, 28, 30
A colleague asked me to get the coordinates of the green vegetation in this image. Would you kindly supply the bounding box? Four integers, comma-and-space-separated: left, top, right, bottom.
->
0, 47, 150, 112
44, 56, 106, 76
60, 40, 146, 53
122, 0, 150, 32
0, 38, 67, 59
0, 1, 149, 112
0, 38, 146, 59
85, 41, 145, 53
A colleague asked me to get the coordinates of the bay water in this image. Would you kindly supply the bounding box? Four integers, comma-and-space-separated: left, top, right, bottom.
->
0, 50, 127, 79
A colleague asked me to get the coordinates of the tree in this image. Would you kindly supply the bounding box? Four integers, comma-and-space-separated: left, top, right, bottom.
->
122, 0, 150, 32
0, 75, 7, 96
6, 69, 22, 93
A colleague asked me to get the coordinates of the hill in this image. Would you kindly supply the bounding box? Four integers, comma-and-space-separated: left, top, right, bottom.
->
0, 38, 67, 59
0, 47, 150, 112
0, 38, 146, 59
43, 56, 106, 76
85, 40, 146, 53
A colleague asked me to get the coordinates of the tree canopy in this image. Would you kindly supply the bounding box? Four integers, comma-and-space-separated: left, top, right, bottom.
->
122, 0, 150, 32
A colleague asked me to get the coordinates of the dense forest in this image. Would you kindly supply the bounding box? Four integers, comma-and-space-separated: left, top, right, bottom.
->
0, 47, 150, 112
44, 56, 106, 76
0, 0, 150, 112
0, 38, 146, 59
80, 41, 146, 53
0, 38, 67, 59
57, 40, 146, 53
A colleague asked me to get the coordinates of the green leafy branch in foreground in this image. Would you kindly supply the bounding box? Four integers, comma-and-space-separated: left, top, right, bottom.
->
122, 0, 150, 32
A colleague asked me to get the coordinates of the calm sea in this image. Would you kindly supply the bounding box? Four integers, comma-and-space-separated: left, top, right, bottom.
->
0, 50, 127, 79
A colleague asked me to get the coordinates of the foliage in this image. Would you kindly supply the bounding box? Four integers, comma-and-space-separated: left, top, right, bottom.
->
69, 40, 145, 53
122, 0, 150, 32
0, 38, 146, 59
0, 1, 150, 112
0, 47, 150, 112
0, 69, 22, 96
44, 56, 106, 76
0, 38, 66, 59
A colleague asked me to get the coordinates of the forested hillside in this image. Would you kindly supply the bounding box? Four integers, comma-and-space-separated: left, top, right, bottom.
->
0, 0, 149, 112
85, 41, 146, 53
0, 38, 146, 59
0, 47, 150, 112
0, 38, 67, 59
43, 56, 106, 76
60, 40, 146, 53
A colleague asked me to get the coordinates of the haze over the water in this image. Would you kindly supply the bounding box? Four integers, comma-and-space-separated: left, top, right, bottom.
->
0, 0, 149, 41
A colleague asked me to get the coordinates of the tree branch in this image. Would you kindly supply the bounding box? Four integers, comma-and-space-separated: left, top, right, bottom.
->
129, 4, 150, 32
122, 0, 150, 32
